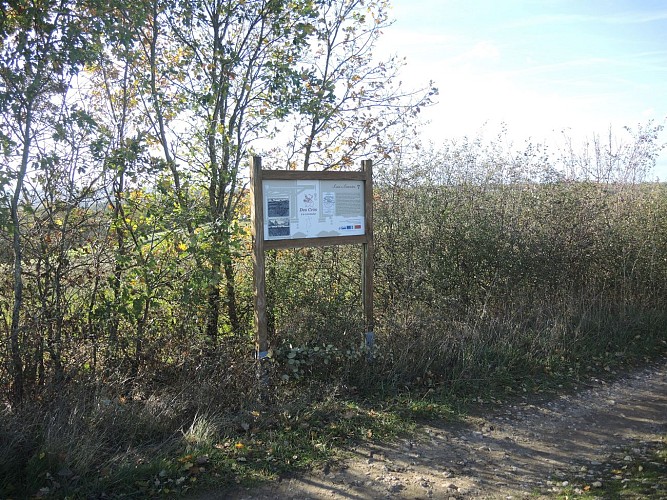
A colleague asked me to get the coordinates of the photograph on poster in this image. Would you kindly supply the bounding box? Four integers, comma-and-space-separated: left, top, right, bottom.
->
267, 196, 291, 237
267, 197, 290, 217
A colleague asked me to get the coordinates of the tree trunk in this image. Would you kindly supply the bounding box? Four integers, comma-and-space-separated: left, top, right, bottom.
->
109, 170, 126, 352
223, 258, 240, 335
205, 260, 221, 344
131, 295, 151, 379
9, 101, 33, 405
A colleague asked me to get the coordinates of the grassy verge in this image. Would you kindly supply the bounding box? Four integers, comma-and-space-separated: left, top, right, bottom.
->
0, 391, 459, 498
1, 313, 665, 499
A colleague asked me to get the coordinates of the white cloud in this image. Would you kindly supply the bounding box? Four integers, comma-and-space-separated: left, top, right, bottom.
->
465, 41, 501, 61
642, 108, 656, 118
509, 10, 667, 28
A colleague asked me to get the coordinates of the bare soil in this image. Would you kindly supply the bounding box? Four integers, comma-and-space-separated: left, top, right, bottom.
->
200, 359, 667, 499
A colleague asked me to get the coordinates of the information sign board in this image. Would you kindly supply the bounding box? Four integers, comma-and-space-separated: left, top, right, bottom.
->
263, 179, 365, 240
250, 157, 374, 398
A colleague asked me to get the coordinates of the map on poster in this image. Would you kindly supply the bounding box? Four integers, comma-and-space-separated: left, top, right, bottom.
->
263, 179, 365, 240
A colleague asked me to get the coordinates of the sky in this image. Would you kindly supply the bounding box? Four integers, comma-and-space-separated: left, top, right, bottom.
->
376, 0, 667, 179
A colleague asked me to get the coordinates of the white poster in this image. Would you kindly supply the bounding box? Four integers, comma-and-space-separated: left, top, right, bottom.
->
263, 179, 365, 240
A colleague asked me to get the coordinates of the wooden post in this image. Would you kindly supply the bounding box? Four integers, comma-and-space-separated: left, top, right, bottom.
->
250, 156, 269, 398
362, 159, 375, 360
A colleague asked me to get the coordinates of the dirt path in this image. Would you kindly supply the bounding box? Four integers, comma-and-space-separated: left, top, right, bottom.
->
208, 360, 667, 499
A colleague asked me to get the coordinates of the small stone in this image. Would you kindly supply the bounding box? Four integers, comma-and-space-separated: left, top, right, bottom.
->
592, 481, 603, 488
562, 481, 569, 487
57, 467, 74, 478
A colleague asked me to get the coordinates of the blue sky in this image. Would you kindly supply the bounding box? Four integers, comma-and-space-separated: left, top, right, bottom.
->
377, 0, 667, 179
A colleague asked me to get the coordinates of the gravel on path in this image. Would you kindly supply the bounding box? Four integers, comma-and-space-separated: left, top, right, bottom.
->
196, 359, 667, 499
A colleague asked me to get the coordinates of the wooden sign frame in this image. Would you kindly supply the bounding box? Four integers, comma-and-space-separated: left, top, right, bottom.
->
250, 156, 374, 371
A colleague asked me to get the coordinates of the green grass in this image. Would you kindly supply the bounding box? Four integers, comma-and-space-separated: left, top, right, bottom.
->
557, 439, 667, 499
0, 388, 460, 498
177, 395, 459, 495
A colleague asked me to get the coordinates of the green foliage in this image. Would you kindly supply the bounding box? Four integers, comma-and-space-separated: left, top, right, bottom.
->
367, 131, 667, 396
266, 246, 364, 345
273, 342, 367, 381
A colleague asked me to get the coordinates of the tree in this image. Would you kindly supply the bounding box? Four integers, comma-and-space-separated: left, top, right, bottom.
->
127, 0, 317, 341
275, 0, 437, 171
0, 0, 104, 403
